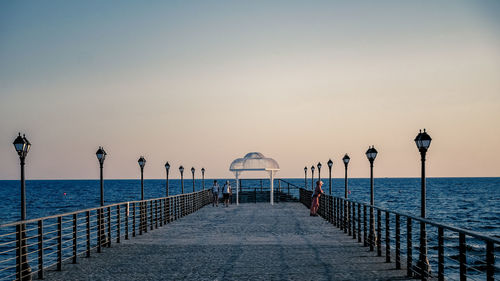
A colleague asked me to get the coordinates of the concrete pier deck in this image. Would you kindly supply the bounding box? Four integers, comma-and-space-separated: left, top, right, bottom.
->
45, 203, 410, 281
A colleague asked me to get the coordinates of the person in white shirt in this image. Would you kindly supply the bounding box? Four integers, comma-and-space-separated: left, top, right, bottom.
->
211, 180, 220, 207
222, 181, 231, 207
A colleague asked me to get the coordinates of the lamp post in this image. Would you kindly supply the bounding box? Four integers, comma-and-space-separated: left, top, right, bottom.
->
13, 133, 32, 280
96, 147, 107, 206
317, 162, 322, 181
415, 129, 432, 279
201, 168, 205, 190
343, 154, 350, 199
179, 166, 184, 194
138, 157, 146, 200
304, 167, 307, 189
96, 147, 107, 252
165, 162, 170, 197
366, 146, 378, 251
327, 159, 333, 195
311, 165, 315, 191
191, 167, 195, 192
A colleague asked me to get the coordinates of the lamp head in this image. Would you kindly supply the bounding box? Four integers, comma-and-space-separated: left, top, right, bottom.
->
179, 165, 184, 173
342, 154, 350, 165
96, 146, 107, 163
165, 161, 170, 170
327, 159, 333, 168
317, 162, 322, 170
138, 156, 146, 168
415, 129, 432, 152
365, 146, 378, 162
13, 133, 26, 156
311, 165, 315, 172
191, 167, 195, 174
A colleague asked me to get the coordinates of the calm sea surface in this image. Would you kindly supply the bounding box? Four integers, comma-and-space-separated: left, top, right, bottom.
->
0, 177, 498, 238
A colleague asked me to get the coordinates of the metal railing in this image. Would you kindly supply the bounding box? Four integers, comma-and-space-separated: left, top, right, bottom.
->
300, 188, 499, 281
0, 189, 211, 281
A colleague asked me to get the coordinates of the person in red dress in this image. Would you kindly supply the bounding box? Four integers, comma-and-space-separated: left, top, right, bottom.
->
310, 180, 324, 216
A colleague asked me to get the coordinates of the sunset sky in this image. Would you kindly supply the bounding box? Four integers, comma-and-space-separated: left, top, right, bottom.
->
1, 1, 499, 180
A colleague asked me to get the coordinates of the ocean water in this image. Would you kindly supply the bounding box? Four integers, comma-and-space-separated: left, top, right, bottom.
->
0, 177, 498, 238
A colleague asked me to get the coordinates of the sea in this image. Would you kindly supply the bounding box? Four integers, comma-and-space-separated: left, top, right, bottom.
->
0, 177, 498, 239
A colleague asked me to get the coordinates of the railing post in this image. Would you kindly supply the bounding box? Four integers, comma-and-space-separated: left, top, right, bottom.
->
38, 220, 44, 279
486, 241, 494, 281
57, 216, 62, 271
159, 199, 163, 227
357, 204, 361, 243
438, 227, 444, 281
385, 211, 390, 262
459, 233, 466, 281
155, 200, 158, 229
16, 224, 21, 281
377, 209, 381, 256
86, 211, 90, 258
333, 197, 337, 226
125, 203, 129, 240
150, 201, 154, 231
144, 202, 148, 233
363, 205, 367, 247
396, 214, 401, 269
97, 209, 102, 252
348, 201, 351, 235
116, 205, 121, 243
73, 213, 77, 264
107, 207, 111, 247
407, 217, 413, 277
352, 202, 356, 239
133, 202, 136, 237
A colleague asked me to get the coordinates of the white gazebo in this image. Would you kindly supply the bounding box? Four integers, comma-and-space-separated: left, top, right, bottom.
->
229, 152, 280, 205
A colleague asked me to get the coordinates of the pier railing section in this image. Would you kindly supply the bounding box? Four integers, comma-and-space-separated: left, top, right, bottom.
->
299, 188, 499, 281
235, 179, 301, 203
0, 189, 211, 281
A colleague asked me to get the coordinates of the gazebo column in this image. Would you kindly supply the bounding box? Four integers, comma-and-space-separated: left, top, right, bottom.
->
269, 170, 275, 205
235, 172, 240, 205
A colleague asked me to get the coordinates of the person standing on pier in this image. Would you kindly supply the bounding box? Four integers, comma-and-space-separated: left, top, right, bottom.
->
211, 180, 220, 207
223, 180, 232, 207
310, 181, 324, 216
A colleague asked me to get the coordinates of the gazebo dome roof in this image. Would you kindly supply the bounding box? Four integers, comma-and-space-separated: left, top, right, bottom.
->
229, 152, 280, 171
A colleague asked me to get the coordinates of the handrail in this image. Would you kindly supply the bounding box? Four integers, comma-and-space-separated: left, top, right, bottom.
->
0, 191, 201, 228
0, 189, 212, 281
339, 197, 500, 245
298, 187, 499, 280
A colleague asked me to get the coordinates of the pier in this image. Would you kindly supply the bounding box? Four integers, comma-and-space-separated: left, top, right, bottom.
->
43, 202, 409, 281
0, 181, 498, 280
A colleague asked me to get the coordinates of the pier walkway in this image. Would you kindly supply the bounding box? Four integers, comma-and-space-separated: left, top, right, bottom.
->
44, 202, 409, 281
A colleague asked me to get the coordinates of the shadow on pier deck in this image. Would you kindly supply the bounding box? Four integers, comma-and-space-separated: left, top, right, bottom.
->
44, 202, 410, 281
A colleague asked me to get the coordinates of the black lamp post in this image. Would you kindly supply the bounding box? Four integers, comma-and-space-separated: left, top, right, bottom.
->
165, 162, 170, 196
201, 168, 205, 190
179, 166, 184, 194
96, 147, 107, 252
137, 156, 146, 234
138, 156, 146, 200
311, 165, 315, 191
366, 146, 378, 251
304, 166, 307, 189
415, 129, 432, 279
96, 147, 107, 206
13, 133, 32, 280
317, 162, 322, 181
343, 154, 350, 199
327, 159, 333, 195
191, 167, 195, 192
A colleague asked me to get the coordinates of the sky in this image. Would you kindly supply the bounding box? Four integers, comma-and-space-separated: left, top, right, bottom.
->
1, 0, 499, 180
